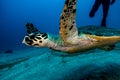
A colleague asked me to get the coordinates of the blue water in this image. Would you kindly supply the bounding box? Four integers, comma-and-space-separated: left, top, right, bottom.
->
0, 0, 120, 51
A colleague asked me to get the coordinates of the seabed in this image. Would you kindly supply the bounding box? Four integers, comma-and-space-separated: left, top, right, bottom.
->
1, 26, 120, 80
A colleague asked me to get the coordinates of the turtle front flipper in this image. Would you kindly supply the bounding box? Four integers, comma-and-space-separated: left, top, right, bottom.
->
59, 0, 78, 45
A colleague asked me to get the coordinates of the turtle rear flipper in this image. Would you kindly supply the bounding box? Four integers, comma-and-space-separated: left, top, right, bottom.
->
59, 0, 78, 45
99, 45, 115, 51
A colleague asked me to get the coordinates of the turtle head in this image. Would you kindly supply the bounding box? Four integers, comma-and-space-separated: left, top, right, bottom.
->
22, 22, 49, 47
22, 33, 49, 47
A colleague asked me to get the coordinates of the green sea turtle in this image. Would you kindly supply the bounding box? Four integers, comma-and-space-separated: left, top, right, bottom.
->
22, 0, 120, 53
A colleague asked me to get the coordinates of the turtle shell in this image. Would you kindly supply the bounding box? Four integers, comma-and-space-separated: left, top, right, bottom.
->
78, 25, 120, 36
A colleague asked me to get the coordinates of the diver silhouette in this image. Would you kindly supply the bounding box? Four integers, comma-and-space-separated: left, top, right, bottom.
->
89, 0, 115, 27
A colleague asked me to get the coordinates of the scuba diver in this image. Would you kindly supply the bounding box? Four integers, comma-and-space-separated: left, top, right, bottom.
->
89, 0, 116, 27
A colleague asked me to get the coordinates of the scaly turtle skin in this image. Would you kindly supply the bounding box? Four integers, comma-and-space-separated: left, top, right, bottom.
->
23, 0, 120, 53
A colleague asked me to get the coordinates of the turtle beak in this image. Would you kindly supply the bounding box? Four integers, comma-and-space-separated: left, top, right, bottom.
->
22, 36, 26, 44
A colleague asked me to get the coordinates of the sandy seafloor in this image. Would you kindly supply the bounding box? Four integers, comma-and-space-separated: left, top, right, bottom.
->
0, 44, 120, 80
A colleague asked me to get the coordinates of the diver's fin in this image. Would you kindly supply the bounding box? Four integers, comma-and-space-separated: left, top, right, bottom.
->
59, 0, 78, 44
99, 45, 115, 51
25, 22, 40, 34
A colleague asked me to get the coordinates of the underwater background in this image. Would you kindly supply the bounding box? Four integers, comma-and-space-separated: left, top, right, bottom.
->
1, 0, 120, 80
0, 0, 120, 51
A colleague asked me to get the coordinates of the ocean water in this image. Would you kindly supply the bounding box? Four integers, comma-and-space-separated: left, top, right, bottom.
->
1, 0, 120, 80
0, 0, 120, 51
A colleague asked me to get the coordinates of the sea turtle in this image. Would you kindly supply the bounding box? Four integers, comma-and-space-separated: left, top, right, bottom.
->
22, 0, 120, 53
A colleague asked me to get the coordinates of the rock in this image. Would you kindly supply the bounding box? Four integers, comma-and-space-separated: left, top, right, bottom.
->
4, 50, 13, 54
64, 63, 120, 80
